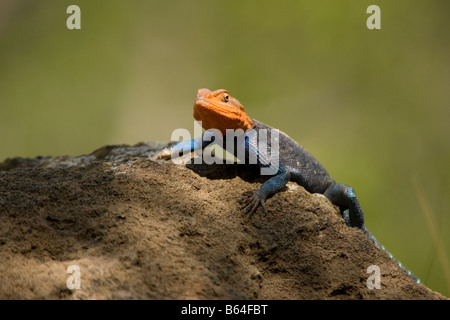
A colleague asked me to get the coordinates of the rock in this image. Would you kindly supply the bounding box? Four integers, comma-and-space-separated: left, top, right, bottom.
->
0, 142, 446, 299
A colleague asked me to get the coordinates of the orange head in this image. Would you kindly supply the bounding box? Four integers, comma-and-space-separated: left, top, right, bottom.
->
193, 88, 255, 135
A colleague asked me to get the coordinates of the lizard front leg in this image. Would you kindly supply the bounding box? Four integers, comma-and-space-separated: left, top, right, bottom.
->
243, 167, 291, 217
151, 133, 215, 160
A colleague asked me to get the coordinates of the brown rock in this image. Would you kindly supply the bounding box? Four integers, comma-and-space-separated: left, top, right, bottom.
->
0, 142, 446, 299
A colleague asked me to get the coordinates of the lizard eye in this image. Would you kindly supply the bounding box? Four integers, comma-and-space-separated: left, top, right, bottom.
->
223, 94, 229, 103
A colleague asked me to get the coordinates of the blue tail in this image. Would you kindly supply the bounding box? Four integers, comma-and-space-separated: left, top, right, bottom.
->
342, 209, 420, 283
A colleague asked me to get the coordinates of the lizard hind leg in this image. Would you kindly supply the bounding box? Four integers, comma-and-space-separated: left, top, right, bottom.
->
323, 183, 365, 229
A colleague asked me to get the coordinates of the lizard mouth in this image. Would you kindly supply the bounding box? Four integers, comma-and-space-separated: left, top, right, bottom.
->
195, 97, 233, 115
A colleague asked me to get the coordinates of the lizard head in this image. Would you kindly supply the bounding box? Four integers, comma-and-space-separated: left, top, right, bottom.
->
193, 88, 255, 135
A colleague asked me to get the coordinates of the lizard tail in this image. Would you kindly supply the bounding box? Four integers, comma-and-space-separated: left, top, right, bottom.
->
362, 226, 420, 284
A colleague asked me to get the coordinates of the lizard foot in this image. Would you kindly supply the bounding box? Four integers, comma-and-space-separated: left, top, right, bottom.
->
150, 148, 172, 161
242, 190, 267, 218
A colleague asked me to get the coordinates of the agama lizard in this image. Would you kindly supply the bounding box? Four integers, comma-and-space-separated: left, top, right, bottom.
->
153, 88, 420, 283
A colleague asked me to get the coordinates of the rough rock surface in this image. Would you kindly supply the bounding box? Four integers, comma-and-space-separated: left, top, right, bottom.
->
0, 142, 446, 299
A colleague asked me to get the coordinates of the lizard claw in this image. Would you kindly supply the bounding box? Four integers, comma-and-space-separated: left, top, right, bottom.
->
150, 148, 172, 161
242, 190, 267, 218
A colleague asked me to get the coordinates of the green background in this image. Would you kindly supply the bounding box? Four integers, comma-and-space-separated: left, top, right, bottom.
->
0, 0, 449, 296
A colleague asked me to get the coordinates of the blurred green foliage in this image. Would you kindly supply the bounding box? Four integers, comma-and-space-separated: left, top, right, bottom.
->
0, 0, 449, 296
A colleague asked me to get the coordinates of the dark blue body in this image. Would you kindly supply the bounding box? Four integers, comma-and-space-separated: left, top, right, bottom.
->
166, 118, 420, 283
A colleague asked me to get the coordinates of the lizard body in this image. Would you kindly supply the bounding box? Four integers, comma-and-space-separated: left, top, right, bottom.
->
154, 88, 419, 283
